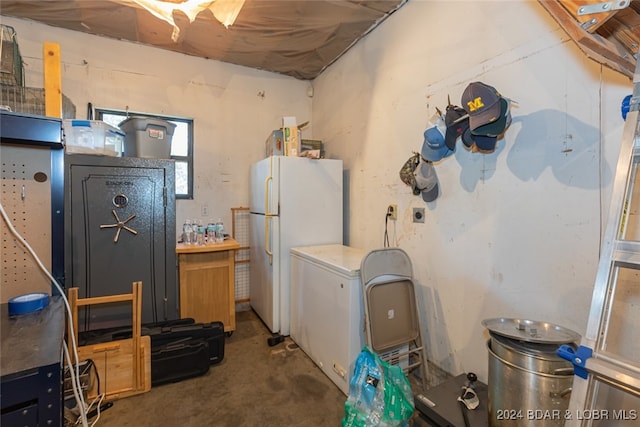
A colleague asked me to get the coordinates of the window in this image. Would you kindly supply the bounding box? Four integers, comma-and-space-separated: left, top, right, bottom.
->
95, 109, 194, 199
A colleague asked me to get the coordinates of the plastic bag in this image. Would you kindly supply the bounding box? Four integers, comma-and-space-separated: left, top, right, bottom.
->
342, 346, 414, 427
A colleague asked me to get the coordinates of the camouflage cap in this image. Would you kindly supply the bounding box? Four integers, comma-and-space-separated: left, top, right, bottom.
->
399, 153, 421, 195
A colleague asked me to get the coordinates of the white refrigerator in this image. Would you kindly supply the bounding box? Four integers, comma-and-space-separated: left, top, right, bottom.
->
249, 156, 343, 337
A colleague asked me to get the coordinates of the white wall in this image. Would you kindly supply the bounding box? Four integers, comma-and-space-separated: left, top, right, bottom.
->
3, 0, 635, 384
312, 0, 632, 381
2, 15, 312, 231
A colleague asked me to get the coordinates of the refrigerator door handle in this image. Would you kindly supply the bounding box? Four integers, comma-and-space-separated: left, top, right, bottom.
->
264, 214, 273, 264
264, 173, 273, 215
264, 174, 274, 264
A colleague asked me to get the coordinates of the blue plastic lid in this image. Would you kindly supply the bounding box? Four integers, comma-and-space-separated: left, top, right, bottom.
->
622, 94, 632, 121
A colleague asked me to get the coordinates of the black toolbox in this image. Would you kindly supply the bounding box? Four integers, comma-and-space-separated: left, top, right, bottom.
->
414, 374, 489, 427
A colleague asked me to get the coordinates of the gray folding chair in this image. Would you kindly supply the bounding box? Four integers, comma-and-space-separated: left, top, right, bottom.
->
360, 247, 428, 389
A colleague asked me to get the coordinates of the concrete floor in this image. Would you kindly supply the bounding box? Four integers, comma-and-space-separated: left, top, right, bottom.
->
79, 308, 451, 427
89, 309, 348, 426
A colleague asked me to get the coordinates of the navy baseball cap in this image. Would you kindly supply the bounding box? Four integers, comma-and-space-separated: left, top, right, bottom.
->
471, 97, 511, 137
461, 82, 502, 131
473, 134, 498, 152
445, 104, 475, 150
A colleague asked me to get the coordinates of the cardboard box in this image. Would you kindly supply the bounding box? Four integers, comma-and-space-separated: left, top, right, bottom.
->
301, 139, 324, 158
265, 129, 284, 157
282, 116, 300, 157
265, 118, 302, 157
283, 126, 300, 156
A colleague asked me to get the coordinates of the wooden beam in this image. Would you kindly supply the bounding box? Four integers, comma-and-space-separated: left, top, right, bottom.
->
43, 42, 62, 118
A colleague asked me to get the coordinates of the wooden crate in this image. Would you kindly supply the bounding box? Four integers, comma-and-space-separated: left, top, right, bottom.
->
76, 336, 151, 401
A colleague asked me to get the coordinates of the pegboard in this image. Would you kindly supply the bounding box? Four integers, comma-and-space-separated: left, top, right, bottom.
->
1, 145, 53, 302
231, 207, 250, 302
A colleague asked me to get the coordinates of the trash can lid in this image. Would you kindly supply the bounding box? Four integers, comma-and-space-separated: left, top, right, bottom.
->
482, 317, 580, 344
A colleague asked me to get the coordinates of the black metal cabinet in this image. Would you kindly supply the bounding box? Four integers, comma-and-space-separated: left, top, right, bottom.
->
0, 111, 65, 427
0, 297, 65, 427
64, 154, 177, 331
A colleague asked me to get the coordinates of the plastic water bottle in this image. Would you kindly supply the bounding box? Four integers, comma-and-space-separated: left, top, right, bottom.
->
183, 219, 192, 244
206, 221, 216, 244
215, 217, 224, 243
192, 219, 201, 244
196, 226, 205, 245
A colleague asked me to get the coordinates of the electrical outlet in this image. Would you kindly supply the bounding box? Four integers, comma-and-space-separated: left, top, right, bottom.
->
413, 207, 425, 223
388, 204, 397, 220
201, 205, 208, 216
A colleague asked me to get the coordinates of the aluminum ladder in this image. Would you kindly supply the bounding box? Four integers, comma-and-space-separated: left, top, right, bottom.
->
558, 63, 640, 425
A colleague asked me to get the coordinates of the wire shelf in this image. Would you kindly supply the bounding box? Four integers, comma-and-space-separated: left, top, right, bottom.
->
231, 207, 250, 302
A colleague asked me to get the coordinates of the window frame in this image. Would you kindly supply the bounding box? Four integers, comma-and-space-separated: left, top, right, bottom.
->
94, 108, 194, 199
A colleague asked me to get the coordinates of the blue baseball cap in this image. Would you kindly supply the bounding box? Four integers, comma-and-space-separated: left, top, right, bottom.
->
421, 124, 454, 162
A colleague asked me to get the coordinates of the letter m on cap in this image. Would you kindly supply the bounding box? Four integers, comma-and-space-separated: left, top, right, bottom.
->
467, 97, 484, 112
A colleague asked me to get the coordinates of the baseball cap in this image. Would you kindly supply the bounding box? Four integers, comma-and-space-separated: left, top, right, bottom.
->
414, 159, 439, 202
398, 153, 421, 195
471, 97, 512, 137
461, 127, 476, 149
444, 104, 474, 150
422, 123, 454, 162
473, 134, 498, 152
461, 82, 502, 131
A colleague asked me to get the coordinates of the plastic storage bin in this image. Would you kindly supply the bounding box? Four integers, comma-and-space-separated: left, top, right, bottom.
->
63, 120, 124, 156
102, 124, 125, 156
119, 117, 176, 159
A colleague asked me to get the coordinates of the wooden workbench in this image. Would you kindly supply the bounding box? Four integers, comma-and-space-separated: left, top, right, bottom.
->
176, 238, 240, 334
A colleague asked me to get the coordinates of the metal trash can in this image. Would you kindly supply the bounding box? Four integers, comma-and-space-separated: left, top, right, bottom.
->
482, 318, 580, 427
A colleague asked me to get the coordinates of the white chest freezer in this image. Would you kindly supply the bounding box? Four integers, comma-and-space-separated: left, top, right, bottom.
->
290, 244, 366, 396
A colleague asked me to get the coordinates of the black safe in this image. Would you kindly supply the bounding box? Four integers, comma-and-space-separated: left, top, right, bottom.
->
64, 154, 178, 331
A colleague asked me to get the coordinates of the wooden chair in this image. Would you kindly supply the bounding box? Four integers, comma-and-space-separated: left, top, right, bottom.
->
67, 282, 151, 401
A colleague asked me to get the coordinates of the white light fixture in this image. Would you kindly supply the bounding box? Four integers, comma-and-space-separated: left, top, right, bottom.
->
129, 0, 245, 41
